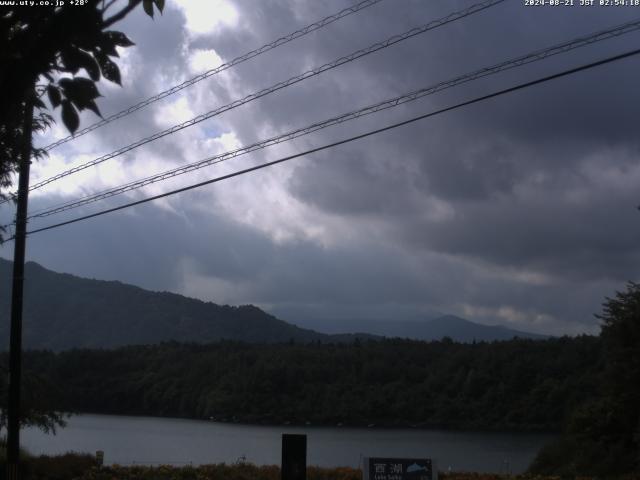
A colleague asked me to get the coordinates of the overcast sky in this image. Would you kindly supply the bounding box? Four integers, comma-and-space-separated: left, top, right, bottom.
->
2, 0, 639, 335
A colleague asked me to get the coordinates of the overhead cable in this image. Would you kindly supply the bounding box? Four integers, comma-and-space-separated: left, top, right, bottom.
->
20, 47, 640, 238
41, 0, 386, 152
20, 0, 504, 196
28, 17, 640, 219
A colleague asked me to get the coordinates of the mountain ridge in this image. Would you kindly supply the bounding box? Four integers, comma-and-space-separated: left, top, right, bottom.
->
0, 258, 547, 350
280, 313, 549, 342
0, 259, 337, 350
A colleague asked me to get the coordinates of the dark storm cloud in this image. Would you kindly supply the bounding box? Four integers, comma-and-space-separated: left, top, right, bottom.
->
405, 182, 640, 281
13, 197, 438, 309
273, 1, 640, 331
287, 148, 422, 216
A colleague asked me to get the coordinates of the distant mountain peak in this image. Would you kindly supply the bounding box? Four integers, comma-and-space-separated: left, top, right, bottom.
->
278, 313, 549, 342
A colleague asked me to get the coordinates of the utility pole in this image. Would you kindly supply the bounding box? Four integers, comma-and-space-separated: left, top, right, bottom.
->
6, 91, 34, 480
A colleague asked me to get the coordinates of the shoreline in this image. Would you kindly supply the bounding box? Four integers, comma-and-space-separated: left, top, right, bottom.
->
58, 411, 560, 435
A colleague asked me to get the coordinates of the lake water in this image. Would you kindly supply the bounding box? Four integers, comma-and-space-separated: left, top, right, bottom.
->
21, 414, 554, 474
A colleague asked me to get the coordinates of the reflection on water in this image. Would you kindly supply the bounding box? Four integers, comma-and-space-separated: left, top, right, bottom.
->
21, 414, 554, 474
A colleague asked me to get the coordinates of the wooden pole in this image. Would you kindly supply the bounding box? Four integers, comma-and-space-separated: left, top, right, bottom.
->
7, 91, 34, 480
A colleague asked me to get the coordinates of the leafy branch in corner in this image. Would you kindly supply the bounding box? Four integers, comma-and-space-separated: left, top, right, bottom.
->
0, 0, 165, 202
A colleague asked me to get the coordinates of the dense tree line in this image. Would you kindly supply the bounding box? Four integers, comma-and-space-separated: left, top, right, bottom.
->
529, 282, 640, 477
5, 336, 601, 432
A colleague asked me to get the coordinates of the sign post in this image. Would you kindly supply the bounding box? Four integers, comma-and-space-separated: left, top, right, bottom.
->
281, 434, 306, 480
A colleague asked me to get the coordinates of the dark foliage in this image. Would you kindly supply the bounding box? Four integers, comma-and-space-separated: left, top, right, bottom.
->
3, 336, 601, 432
0, 441, 98, 480
0, 365, 68, 434
23, 452, 98, 480
529, 282, 640, 477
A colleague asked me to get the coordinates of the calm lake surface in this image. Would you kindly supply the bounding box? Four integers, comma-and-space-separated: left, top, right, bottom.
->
21, 414, 554, 474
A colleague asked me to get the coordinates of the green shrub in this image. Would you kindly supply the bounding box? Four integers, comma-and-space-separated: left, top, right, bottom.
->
24, 452, 97, 480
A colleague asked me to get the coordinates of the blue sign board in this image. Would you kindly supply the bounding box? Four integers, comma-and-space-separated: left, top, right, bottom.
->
364, 457, 436, 480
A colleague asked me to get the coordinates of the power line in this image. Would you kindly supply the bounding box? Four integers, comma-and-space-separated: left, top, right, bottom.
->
26, 0, 504, 193
20, 47, 640, 238
40, 0, 386, 152
28, 17, 640, 220
19, 0, 504, 196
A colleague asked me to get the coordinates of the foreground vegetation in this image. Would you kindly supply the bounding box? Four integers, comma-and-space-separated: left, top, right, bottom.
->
1, 453, 639, 480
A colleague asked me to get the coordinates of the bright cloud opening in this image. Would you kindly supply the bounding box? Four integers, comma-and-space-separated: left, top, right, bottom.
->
176, 0, 239, 36
189, 49, 224, 74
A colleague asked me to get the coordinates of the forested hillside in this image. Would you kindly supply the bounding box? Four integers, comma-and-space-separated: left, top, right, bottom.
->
11, 336, 601, 432
0, 259, 335, 349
